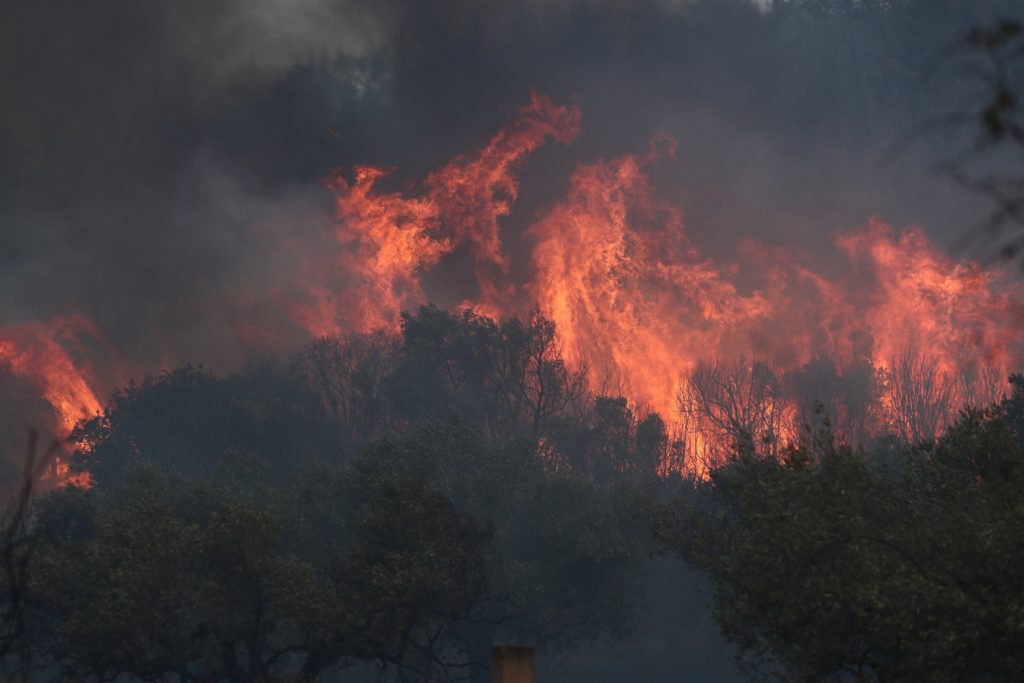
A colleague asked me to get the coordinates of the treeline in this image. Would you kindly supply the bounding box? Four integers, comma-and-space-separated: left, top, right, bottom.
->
20, 424, 648, 682
1, 306, 1023, 681
678, 351, 1008, 475
1, 307, 667, 682
75, 306, 674, 488
661, 384, 1024, 680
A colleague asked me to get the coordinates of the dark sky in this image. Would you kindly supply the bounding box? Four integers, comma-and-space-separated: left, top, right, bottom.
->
1, 0, 1021, 375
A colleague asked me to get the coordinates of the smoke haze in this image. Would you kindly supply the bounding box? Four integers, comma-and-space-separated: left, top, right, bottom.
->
1, 0, 1022, 435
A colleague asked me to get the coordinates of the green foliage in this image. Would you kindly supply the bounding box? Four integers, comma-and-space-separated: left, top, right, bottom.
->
31, 461, 320, 681
55, 305, 1024, 681
29, 415, 653, 681
39, 306, 673, 680
350, 420, 652, 651
671, 404, 1024, 681
289, 446, 498, 681
70, 362, 349, 488
29, 452, 496, 682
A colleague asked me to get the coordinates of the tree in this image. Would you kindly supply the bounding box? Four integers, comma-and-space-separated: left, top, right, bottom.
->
289, 453, 497, 682
0, 431, 56, 683
290, 331, 400, 443
385, 306, 585, 439
543, 396, 671, 482
679, 358, 791, 472
347, 420, 651, 679
31, 458, 322, 683
940, 17, 1024, 261
70, 363, 347, 489
784, 356, 881, 448
29, 450, 498, 683
666, 400, 1024, 681
53, 310, 652, 681
884, 350, 957, 444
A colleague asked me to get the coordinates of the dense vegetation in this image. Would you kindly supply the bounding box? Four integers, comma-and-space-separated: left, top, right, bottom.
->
0, 303, 1021, 681
661, 391, 1024, 681
1, 307, 664, 682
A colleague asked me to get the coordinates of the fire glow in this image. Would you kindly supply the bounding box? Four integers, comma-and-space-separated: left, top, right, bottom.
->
4, 93, 1024, 480
0, 315, 102, 486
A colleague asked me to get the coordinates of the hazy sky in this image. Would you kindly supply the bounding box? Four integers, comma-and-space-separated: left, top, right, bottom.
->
1, 0, 1019, 375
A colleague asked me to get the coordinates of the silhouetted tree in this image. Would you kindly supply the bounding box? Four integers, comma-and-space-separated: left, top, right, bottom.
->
0, 431, 56, 683
70, 363, 347, 488
941, 17, 1024, 261
30, 451, 497, 683
668, 399, 1024, 680
385, 307, 585, 440
291, 331, 400, 443
350, 420, 650, 679
544, 396, 669, 482
784, 356, 881, 448
884, 350, 957, 444
679, 358, 791, 471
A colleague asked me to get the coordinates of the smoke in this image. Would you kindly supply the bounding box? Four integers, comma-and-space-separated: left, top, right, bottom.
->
1, 0, 1022, 453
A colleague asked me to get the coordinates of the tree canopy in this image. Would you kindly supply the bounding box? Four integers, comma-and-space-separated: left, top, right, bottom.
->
663, 388, 1024, 681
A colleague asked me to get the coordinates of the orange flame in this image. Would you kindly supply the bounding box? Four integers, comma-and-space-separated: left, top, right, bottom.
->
528, 136, 770, 419
8, 95, 1024, 479
314, 98, 1024, 468
0, 315, 102, 486
837, 220, 1024, 378
525, 146, 1024, 453
312, 91, 582, 334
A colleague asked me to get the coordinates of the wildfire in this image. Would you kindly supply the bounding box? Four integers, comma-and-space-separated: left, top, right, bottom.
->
321, 95, 1024, 468
0, 315, 102, 486
837, 221, 1024, 380
528, 135, 770, 419
6, 94, 1024, 478
310, 91, 582, 335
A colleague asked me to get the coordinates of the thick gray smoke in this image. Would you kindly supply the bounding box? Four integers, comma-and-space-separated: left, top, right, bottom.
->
0, 0, 1021, 375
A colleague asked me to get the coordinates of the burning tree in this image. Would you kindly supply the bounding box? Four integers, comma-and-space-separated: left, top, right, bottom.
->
783, 356, 882, 449
884, 350, 958, 444
882, 349, 1012, 445
678, 358, 792, 472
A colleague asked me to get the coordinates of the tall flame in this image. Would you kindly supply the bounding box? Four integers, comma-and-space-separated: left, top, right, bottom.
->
6, 94, 1024, 478
303, 92, 582, 335
315, 99, 1024, 464
0, 315, 103, 485
528, 143, 1024, 448
529, 136, 770, 419
837, 221, 1024, 378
